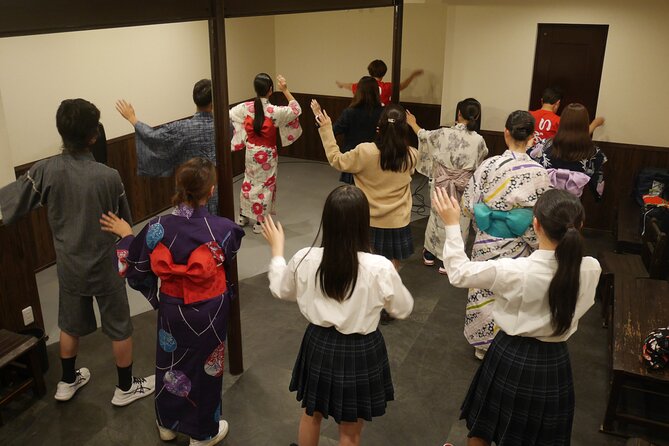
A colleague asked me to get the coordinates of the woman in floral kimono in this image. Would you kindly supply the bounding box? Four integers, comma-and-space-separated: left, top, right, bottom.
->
230, 73, 302, 234
101, 158, 244, 446
406, 98, 488, 274
460, 111, 550, 360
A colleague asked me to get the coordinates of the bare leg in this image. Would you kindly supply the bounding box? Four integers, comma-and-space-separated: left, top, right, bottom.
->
338, 419, 363, 446
112, 337, 133, 367
59, 331, 79, 358
298, 411, 323, 446
467, 437, 490, 446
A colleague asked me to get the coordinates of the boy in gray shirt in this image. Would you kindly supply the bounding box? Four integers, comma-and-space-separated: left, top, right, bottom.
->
0, 99, 154, 405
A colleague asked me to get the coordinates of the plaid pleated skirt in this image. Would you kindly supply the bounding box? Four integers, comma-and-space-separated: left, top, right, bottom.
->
370, 225, 414, 261
460, 331, 575, 446
289, 324, 394, 423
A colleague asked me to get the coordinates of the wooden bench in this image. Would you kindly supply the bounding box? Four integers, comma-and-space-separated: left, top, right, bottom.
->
597, 218, 667, 326
601, 278, 669, 436
0, 329, 47, 424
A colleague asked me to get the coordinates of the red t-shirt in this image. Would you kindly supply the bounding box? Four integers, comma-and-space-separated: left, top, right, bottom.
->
351, 80, 393, 106
530, 109, 560, 141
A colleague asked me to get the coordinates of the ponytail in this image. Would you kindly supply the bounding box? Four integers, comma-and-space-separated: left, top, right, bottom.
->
253, 97, 264, 135
534, 189, 586, 336
252, 73, 274, 136
548, 226, 583, 335
376, 104, 414, 172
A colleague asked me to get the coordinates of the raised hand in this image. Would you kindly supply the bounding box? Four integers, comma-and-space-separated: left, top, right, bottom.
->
115, 100, 138, 126
260, 215, 285, 258
100, 211, 133, 238
310, 99, 322, 117
432, 187, 461, 226
276, 75, 288, 92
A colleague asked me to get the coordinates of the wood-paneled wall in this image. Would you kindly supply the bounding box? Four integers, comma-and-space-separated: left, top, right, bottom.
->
0, 214, 44, 331
479, 130, 669, 231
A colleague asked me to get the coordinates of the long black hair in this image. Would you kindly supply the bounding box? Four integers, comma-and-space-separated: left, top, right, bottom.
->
253, 73, 273, 135
376, 104, 415, 172
534, 189, 586, 336
350, 76, 381, 112
456, 98, 482, 132
316, 185, 371, 302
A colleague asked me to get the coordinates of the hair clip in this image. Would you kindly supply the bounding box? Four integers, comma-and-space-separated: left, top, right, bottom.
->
387, 118, 396, 123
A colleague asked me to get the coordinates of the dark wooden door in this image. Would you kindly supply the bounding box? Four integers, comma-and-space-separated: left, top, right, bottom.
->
529, 24, 608, 118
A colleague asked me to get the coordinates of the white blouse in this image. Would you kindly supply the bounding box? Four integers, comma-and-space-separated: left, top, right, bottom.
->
268, 247, 414, 335
442, 225, 601, 342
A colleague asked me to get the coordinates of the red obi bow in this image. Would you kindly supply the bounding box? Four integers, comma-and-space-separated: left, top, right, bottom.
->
150, 242, 227, 304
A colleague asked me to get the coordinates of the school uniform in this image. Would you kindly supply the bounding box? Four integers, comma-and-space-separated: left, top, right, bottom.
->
442, 225, 601, 445
319, 123, 418, 260
268, 247, 414, 423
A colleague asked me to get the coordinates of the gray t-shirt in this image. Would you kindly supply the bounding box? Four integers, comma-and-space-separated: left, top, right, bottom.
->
0, 151, 131, 295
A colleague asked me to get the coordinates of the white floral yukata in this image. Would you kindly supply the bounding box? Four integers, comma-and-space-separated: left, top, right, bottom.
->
230, 98, 302, 222
460, 150, 551, 350
416, 123, 488, 260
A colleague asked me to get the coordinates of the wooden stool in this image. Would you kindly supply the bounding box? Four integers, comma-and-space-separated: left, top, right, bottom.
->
0, 329, 47, 425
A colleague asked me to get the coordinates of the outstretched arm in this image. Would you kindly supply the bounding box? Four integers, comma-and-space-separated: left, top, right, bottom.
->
276, 74, 295, 103
406, 110, 422, 135
589, 117, 605, 135
336, 81, 353, 90
399, 69, 424, 91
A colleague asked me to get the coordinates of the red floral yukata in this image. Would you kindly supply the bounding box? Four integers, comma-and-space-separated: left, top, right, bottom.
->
229, 97, 302, 222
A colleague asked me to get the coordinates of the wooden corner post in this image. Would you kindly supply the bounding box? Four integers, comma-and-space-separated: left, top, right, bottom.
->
209, 0, 244, 375
390, 0, 404, 104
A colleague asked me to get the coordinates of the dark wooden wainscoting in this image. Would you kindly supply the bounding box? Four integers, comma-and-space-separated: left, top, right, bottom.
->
479, 130, 669, 231
0, 214, 44, 331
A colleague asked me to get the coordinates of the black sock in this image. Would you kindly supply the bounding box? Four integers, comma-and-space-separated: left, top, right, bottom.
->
117, 363, 133, 391
61, 356, 77, 384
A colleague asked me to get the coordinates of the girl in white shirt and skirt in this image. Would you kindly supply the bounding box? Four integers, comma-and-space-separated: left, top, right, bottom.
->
262, 185, 414, 446
433, 188, 601, 446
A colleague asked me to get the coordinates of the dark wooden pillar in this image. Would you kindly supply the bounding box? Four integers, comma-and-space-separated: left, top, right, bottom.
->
209, 0, 244, 375
390, 0, 404, 104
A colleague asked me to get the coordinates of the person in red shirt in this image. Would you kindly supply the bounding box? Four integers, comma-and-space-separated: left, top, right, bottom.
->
530, 87, 605, 143
530, 86, 562, 142
336, 59, 423, 105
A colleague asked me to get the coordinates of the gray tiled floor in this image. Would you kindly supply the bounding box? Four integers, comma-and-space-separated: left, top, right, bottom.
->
0, 161, 662, 445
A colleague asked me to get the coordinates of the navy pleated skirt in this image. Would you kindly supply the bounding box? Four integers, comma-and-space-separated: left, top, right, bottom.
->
460, 331, 575, 446
370, 225, 414, 261
289, 324, 394, 423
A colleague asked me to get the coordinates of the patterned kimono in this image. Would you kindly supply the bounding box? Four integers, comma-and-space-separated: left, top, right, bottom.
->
416, 124, 488, 260
460, 150, 551, 350
230, 98, 302, 221
529, 139, 607, 200
114, 204, 243, 440
133, 112, 218, 215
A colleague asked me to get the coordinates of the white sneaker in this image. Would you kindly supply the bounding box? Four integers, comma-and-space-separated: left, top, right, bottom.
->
157, 420, 177, 441
252, 222, 262, 234
189, 420, 229, 446
111, 375, 155, 406
474, 348, 486, 360
54, 367, 91, 401
237, 214, 249, 227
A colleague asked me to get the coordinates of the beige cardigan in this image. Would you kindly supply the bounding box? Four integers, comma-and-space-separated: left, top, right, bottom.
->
319, 123, 417, 229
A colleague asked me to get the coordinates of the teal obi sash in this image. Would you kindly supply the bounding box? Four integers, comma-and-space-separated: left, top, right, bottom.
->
473, 203, 534, 239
